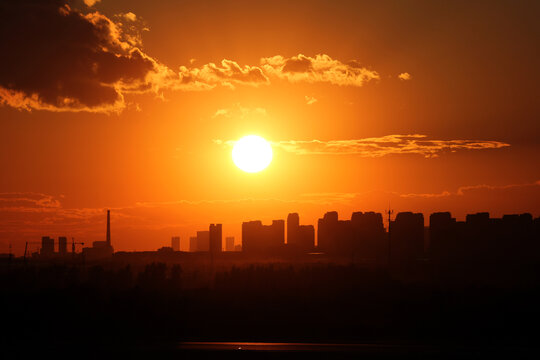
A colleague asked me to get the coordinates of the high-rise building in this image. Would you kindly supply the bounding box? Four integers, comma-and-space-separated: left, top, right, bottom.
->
189, 236, 198, 252
209, 224, 222, 253
196, 231, 209, 252
58, 236, 68, 255
106, 209, 111, 246
390, 212, 424, 262
350, 211, 386, 260
225, 236, 235, 251
171, 236, 180, 251
41, 236, 54, 256
287, 213, 314, 252
317, 211, 339, 253
242, 219, 284, 254
287, 213, 299, 244
429, 212, 457, 264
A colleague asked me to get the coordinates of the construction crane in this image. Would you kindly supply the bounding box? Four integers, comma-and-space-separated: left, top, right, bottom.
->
23, 238, 85, 260
23, 241, 42, 260
71, 237, 84, 258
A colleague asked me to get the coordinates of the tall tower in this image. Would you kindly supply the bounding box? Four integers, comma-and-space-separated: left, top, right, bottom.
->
287, 213, 299, 245
209, 224, 222, 253
106, 209, 111, 246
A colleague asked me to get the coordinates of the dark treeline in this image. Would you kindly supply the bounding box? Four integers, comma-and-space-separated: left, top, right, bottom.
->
1, 259, 540, 351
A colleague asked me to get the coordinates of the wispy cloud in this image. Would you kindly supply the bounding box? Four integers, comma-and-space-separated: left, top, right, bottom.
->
398, 72, 412, 80
83, 0, 101, 7
273, 135, 509, 158
305, 95, 318, 105
216, 134, 510, 158
212, 104, 268, 119
400, 181, 540, 199
0, 192, 62, 211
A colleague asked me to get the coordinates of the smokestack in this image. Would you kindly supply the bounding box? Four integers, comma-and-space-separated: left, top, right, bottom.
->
106, 209, 111, 246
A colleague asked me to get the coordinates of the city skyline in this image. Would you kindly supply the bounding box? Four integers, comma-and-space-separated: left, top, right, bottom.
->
2, 1, 539, 355
1, 0, 539, 254
22, 207, 540, 261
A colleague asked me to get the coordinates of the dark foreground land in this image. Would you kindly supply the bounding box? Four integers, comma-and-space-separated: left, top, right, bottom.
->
1, 256, 540, 358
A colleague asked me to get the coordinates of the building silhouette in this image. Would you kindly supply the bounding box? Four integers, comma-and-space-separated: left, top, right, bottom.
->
317, 211, 386, 258
189, 236, 198, 252
389, 212, 424, 262
429, 212, 457, 264
287, 213, 315, 252
157, 246, 174, 253
351, 211, 386, 260
58, 236, 68, 255
209, 224, 222, 253
317, 211, 339, 254
225, 236, 235, 252
41, 236, 54, 256
242, 219, 284, 254
171, 236, 180, 252
196, 231, 209, 252
106, 209, 111, 246
427, 211, 540, 266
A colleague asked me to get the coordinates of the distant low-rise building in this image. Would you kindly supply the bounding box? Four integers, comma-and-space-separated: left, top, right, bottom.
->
171, 236, 180, 251
157, 246, 174, 253
196, 231, 209, 252
225, 236, 235, 252
189, 236, 198, 252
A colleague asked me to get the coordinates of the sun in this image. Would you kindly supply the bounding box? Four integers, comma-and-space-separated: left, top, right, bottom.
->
232, 135, 273, 173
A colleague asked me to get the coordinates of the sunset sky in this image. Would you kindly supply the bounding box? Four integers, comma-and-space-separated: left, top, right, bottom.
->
1, 0, 539, 254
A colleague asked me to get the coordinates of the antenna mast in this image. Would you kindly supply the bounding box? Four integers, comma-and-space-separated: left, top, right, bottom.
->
386, 207, 394, 266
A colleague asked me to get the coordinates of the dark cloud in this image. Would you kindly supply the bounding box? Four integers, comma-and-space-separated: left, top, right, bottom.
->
0, 0, 168, 112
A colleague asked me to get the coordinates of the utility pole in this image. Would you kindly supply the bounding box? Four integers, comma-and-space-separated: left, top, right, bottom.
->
386, 207, 394, 267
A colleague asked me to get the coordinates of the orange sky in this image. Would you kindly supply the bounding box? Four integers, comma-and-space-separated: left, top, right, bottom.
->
1, 0, 539, 254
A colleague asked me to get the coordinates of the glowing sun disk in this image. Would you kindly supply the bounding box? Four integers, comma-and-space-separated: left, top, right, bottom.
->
232, 135, 273, 173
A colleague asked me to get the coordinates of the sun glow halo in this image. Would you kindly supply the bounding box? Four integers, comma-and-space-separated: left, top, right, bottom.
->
232, 135, 273, 173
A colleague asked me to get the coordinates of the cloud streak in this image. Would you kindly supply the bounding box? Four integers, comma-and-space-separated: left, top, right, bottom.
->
217, 134, 510, 158
273, 135, 510, 158
305, 95, 318, 105
398, 72, 412, 80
